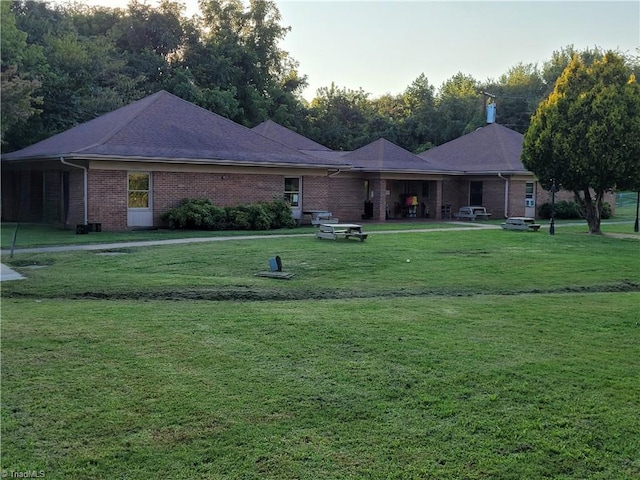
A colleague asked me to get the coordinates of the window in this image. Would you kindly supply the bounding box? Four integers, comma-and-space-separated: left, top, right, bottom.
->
128, 172, 150, 208
470, 181, 483, 205
284, 177, 300, 207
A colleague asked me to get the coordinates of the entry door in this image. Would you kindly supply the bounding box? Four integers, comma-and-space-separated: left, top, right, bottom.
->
127, 172, 154, 227
284, 177, 302, 221
469, 181, 483, 206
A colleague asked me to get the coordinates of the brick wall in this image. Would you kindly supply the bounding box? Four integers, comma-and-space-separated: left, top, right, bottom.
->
301, 175, 331, 211
480, 177, 505, 217
87, 169, 287, 230
87, 170, 127, 230
153, 171, 283, 226
328, 177, 368, 221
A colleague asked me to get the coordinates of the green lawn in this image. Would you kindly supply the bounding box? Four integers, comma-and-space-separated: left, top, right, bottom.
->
2, 228, 639, 479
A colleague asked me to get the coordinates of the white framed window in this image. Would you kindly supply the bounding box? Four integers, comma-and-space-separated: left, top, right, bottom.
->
284, 177, 300, 207
128, 172, 150, 208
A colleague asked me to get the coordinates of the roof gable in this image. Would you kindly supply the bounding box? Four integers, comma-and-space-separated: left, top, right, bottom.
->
252, 120, 331, 151
343, 138, 448, 172
2, 91, 346, 167
418, 123, 528, 173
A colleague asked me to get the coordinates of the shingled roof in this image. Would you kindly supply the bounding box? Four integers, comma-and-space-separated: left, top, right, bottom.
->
343, 138, 453, 173
2, 91, 348, 168
252, 120, 332, 152
418, 123, 529, 174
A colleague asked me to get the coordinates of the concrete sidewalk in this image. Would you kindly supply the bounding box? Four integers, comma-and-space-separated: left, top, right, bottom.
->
1, 263, 24, 281
0, 223, 499, 256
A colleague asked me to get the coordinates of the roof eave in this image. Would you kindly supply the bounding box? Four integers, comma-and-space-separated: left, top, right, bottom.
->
3, 153, 353, 170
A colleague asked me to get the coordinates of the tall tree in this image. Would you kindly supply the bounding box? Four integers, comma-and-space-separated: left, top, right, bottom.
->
522, 51, 640, 234
542, 45, 605, 94
434, 72, 484, 144
482, 63, 547, 133
400, 74, 437, 152
0, 1, 43, 145
307, 83, 372, 150
190, 0, 304, 125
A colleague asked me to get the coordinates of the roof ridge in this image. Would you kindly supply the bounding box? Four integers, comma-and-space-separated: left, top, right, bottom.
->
75, 91, 168, 154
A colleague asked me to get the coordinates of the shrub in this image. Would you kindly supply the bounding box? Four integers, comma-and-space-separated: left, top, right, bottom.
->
161, 198, 226, 230
261, 198, 297, 229
162, 198, 296, 231
228, 204, 272, 230
538, 200, 611, 219
161, 198, 212, 229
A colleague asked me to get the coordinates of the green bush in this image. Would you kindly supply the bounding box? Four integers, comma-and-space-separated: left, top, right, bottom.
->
538, 200, 611, 219
161, 198, 215, 229
261, 198, 297, 229
162, 198, 295, 231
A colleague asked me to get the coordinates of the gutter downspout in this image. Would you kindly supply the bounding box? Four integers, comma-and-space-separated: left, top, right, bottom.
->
328, 169, 341, 177
61, 157, 88, 225
498, 173, 509, 218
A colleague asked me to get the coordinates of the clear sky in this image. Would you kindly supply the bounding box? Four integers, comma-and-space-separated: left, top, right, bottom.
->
55, 1, 640, 100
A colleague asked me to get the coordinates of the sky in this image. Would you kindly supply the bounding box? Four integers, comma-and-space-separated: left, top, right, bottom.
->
54, 1, 640, 100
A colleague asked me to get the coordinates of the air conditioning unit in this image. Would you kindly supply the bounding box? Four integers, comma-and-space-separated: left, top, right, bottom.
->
525, 199, 535, 207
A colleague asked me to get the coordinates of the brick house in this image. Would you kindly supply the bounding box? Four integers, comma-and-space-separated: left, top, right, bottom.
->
2, 90, 544, 231
255, 119, 540, 222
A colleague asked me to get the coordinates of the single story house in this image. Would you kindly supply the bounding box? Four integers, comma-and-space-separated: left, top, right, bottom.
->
2, 90, 546, 231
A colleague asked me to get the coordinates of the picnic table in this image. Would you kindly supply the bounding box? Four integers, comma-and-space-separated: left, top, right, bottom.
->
315, 223, 368, 241
454, 206, 492, 221
304, 210, 339, 225
501, 217, 541, 231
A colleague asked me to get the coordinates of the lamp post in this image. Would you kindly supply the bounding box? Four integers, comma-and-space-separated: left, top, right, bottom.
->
634, 191, 639, 233
549, 179, 558, 236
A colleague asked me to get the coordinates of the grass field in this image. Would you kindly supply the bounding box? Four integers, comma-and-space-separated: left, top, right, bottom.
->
1, 192, 638, 250
1, 223, 639, 478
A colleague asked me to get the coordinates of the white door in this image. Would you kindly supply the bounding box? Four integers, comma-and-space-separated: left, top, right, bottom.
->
127, 172, 154, 227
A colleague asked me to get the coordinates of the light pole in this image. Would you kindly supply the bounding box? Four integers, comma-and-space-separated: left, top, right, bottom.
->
634, 191, 639, 233
550, 179, 558, 235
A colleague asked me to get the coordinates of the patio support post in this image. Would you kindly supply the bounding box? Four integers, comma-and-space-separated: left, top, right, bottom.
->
370, 179, 387, 221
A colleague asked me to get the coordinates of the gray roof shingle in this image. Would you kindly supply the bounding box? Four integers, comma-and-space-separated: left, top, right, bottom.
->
252, 120, 332, 152
2, 91, 348, 168
343, 138, 453, 173
418, 123, 528, 174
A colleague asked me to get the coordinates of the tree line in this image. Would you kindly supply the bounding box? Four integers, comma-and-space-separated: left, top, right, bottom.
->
1, 0, 638, 154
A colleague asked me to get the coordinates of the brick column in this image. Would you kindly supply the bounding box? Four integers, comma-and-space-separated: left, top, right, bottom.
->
434, 180, 443, 219
370, 178, 387, 220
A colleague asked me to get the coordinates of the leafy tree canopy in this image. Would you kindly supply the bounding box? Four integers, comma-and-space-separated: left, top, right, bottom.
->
2, 0, 635, 163
522, 51, 640, 234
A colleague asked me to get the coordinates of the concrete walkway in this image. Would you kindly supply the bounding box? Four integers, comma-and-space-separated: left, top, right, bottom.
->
0, 223, 498, 256
1, 263, 24, 281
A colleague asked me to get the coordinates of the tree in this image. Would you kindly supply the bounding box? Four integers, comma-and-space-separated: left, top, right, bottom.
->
482, 63, 547, 133
522, 51, 640, 234
0, 1, 43, 145
307, 83, 372, 150
399, 74, 437, 152
434, 72, 484, 144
